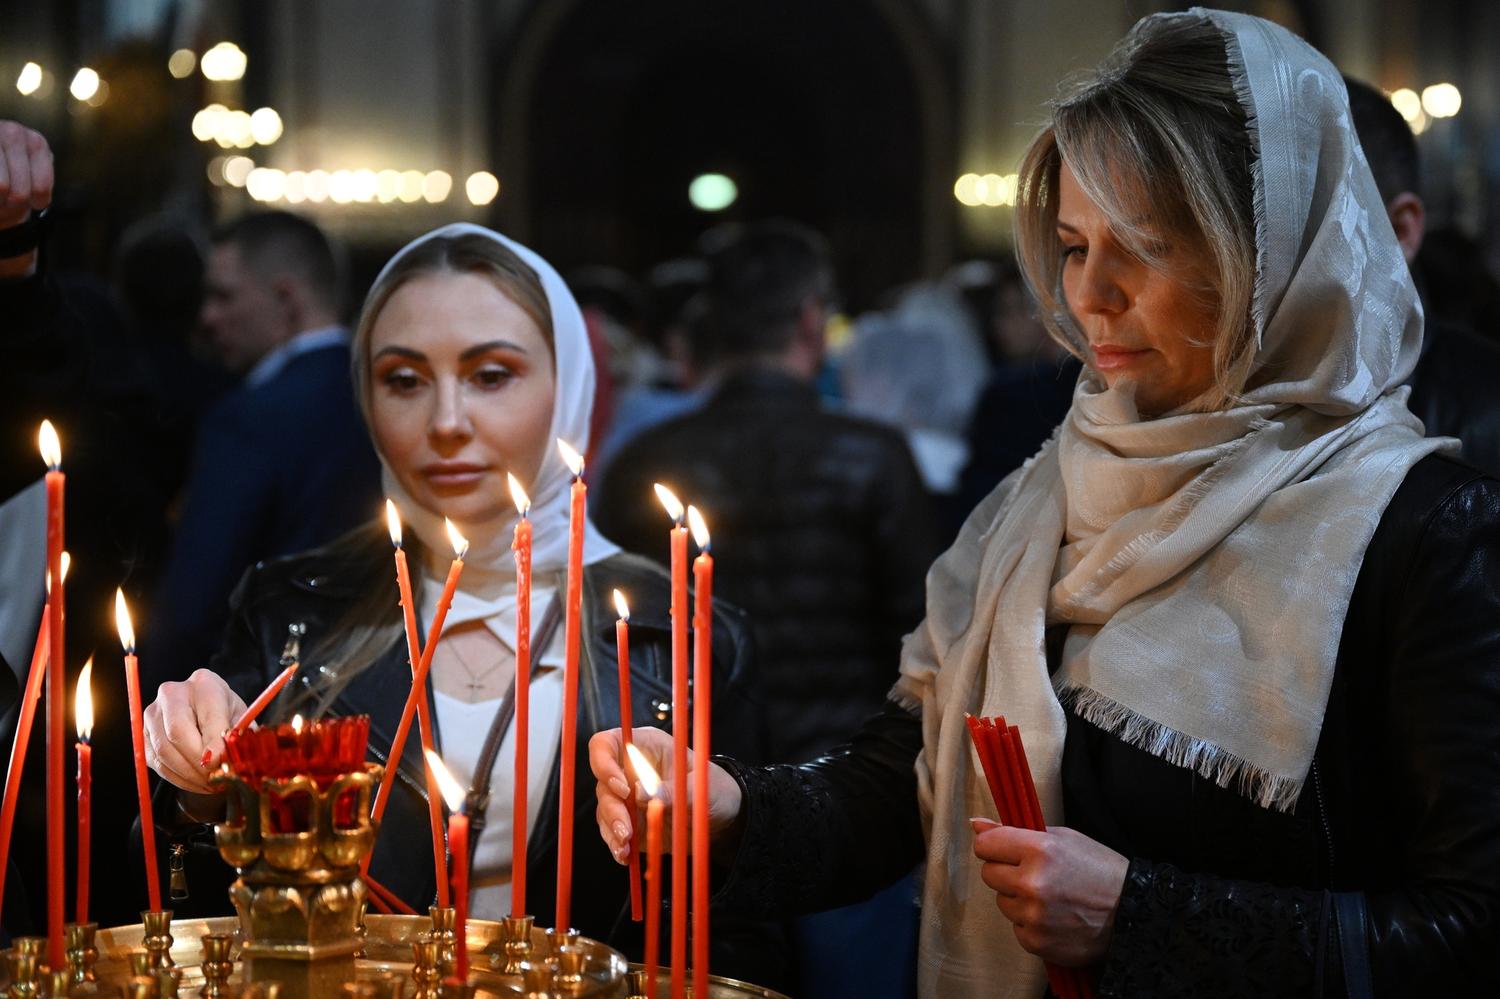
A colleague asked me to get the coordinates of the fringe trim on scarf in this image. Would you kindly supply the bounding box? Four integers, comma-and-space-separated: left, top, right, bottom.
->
1216, 14, 1273, 346
1056, 681, 1305, 812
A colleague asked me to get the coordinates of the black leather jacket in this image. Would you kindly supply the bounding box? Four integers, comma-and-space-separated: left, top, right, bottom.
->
714, 454, 1500, 997
157, 534, 787, 985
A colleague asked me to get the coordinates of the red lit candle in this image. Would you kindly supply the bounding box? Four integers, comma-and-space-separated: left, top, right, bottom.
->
687, 506, 713, 998
653, 484, 689, 999
555, 440, 586, 931
386, 500, 450, 909
116, 590, 162, 912
509, 474, 533, 918
614, 589, 643, 922
0, 571, 56, 913
367, 518, 467, 869
74, 658, 93, 925
628, 745, 664, 999
39, 421, 65, 968
426, 750, 471, 980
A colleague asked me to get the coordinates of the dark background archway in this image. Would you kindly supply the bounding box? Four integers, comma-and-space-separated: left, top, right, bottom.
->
498, 0, 942, 311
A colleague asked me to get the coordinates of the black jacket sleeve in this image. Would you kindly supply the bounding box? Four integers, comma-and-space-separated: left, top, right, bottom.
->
713, 699, 926, 918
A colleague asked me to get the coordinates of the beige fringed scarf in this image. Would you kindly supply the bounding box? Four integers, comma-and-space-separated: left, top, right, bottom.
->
891, 9, 1455, 997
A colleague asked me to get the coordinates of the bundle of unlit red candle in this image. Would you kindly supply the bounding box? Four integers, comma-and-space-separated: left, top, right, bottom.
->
965, 714, 1095, 999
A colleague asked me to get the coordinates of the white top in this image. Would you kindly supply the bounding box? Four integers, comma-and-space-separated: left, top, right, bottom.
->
428, 588, 566, 920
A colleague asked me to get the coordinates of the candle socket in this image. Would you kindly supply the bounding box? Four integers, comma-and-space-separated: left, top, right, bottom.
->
154, 966, 183, 998
199, 933, 236, 998
492, 915, 534, 975
427, 906, 457, 973
625, 969, 651, 999
129, 951, 153, 978
5, 944, 45, 998
141, 910, 176, 969
514, 960, 555, 999
124, 975, 158, 999
545, 927, 584, 990
41, 970, 71, 997
63, 923, 98, 984
437, 980, 476, 999
409, 935, 442, 999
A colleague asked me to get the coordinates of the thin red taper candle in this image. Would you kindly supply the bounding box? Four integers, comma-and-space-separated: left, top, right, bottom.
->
116, 591, 161, 913
688, 507, 713, 998
509, 474, 534, 917
555, 441, 587, 930
628, 745, 664, 999
40, 421, 65, 969
222, 664, 298, 742
653, 484, 689, 999
74, 658, 93, 924
614, 591, 643, 922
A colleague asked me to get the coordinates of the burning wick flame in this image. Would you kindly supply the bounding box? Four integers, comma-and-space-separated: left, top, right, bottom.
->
114, 588, 136, 654
46, 551, 71, 595
444, 518, 470, 559
507, 473, 530, 517
38, 420, 61, 470
75, 657, 93, 742
385, 499, 403, 548
654, 484, 684, 524
424, 749, 466, 813
625, 743, 661, 797
291, 714, 304, 734
613, 589, 630, 622
687, 505, 711, 550
557, 439, 585, 478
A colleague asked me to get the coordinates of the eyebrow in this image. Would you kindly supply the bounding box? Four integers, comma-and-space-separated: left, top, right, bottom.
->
1055, 220, 1082, 236
372, 339, 531, 363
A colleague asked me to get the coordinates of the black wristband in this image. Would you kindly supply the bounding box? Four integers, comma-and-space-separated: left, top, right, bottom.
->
0, 209, 49, 258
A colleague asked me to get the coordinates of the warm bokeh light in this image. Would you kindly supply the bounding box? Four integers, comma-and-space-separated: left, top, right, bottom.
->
1389, 88, 1422, 123
425, 749, 466, 812
445, 518, 470, 559
249, 107, 283, 145
246, 168, 287, 202
687, 506, 710, 550
1421, 82, 1462, 119
305, 170, 330, 203
16, 62, 43, 96
398, 170, 426, 204
466, 171, 500, 206
625, 744, 661, 796
201, 41, 247, 82
192, 104, 226, 142
508, 474, 531, 516
224, 156, 255, 188
69, 68, 100, 102
38, 420, 61, 468
352, 169, 378, 203
385, 499, 403, 546
954, 172, 1018, 208
283, 170, 307, 203
376, 169, 402, 204
613, 589, 630, 621
168, 49, 196, 79
75, 658, 94, 741
557, 439, 584, 477
654, 484, 684, 523
422, 170, 452, 204
115, 589, 136, 653
688, 173, 737, 212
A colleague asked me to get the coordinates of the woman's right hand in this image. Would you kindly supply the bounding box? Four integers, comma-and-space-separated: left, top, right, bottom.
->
144, 668, 248, 795
589, 726, 743, 864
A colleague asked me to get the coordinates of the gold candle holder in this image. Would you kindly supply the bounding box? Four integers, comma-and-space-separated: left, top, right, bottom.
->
515, 960, 555, 999
142, 910, 176, 969
199, 933, 236, 998
13, 936, 45, 959
6, 944, 44, 999
493, 915, 534, 975
547, 927, 584, 991
63, 922, 98, 984
427, 906, 456, 975
409, 935, 442, 999
124, 975, 158, 999
438, 980, 475, 999
129, 952, 153, 978
625, 968, 650, 999
40, 970, 70, 997
209, 756, 382, 999
156, 966, 184, 998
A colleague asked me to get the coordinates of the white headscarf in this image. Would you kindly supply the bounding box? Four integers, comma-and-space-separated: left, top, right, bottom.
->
370, 223, 619, 639
893, 10, 1456, 996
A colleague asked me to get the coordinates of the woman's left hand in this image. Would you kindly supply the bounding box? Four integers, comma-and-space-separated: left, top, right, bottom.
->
971, 817, 1129, 966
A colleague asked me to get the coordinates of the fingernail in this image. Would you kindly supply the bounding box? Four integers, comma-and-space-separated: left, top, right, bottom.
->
201, 749, 213, 767
611, 776, 630, 798
970, 816, 1000, 834
612, 821, 629, 843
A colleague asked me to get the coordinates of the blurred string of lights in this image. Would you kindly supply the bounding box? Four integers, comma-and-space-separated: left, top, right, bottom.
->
953, 173, 1018, 208
206, 158, 501, 207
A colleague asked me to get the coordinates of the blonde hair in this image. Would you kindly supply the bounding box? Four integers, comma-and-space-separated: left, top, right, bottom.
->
1014, 13, 1257, 411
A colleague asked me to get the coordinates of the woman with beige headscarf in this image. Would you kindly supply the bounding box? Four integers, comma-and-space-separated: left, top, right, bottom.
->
592, 9, 1500, 996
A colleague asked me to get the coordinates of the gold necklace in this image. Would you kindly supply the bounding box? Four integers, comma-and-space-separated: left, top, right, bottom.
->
445, 634, 504, 699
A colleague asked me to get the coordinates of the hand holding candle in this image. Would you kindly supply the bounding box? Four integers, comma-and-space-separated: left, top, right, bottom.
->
116, 589, 162, 912
74, 658, 93, 925
626, 744, 665, 999
614, 589, 643, 922
425, 750, 471, 981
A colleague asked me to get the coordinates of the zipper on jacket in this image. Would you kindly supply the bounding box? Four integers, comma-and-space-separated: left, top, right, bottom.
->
1311, 759, 1335, 877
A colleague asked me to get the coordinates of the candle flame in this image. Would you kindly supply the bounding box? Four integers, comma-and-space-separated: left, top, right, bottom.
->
508, 473, 530, 516
38, 420, 61, 469
613, 588, 630, 621
445, 518, 470, 559
385, 499, 403, 547
625, 743, 660, 797
654, 483, 684, 523
114, 588, 136, 653
556, 439, 585, 477
291, 713, 304, 733
687, 505, 711, 550
424, 748, 467, 812
46, 551, 71, 595
75, 657, 94, 741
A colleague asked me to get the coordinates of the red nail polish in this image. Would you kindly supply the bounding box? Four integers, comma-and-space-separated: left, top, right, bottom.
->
200, 749, 212, 767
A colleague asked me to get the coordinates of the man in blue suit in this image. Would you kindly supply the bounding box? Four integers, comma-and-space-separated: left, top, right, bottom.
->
144, 211, 381, 690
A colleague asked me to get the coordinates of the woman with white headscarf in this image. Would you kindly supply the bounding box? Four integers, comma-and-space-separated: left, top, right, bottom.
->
592, 10, 1500, 996
142, 224, 786, 983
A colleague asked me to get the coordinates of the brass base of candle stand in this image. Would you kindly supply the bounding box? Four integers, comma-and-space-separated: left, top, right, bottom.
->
0, 916, 629, 997
622, 964, 792, 999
